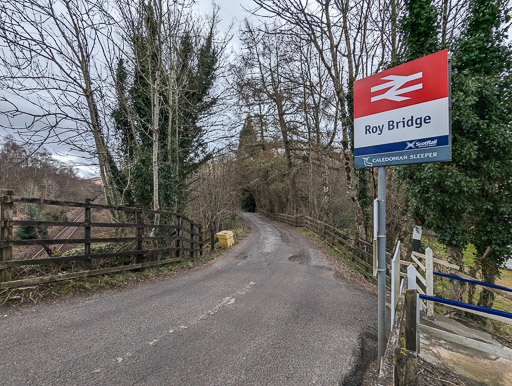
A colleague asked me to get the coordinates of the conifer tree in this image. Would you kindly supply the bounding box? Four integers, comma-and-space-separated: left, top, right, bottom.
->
399, 0, 512, 307
236, 116, 260, 212
16, 205, 47, 240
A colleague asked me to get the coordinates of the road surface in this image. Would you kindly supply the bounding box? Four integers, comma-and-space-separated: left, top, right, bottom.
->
1, 213, 379, 385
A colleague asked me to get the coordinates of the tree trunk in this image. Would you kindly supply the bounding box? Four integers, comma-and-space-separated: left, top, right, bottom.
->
151, 74, 161, 236
321, 152, 330, 222
85, 90, 119, 209
275, 95, 306, 214
447, 246, 465, 303
478, 261, 497, 309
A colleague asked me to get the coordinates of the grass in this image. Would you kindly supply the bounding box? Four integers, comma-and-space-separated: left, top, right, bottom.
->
296, 228, 512, 342
462, 243, 478, 267
295, 227, 375, 283
421, 235, 512, 342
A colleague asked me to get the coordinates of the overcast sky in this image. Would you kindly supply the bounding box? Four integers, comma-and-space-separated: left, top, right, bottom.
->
201, 0, 253, 32
0, 0, 255, 179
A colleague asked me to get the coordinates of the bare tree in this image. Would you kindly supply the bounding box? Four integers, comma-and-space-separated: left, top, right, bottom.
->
0, 0, 121, 206
235, 21, 307, 214
249, 0, 390, 232
295, 42, 339, 220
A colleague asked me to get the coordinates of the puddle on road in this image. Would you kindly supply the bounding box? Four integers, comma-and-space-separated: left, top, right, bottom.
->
288, 254, 308, 264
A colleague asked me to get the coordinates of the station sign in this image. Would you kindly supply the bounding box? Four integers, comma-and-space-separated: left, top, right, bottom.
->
353, 50, 451, 168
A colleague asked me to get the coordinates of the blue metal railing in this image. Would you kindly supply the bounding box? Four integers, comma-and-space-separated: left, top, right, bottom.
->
419, 294, 512, 320
418, 271, 512, 320
434, 271, 512, 293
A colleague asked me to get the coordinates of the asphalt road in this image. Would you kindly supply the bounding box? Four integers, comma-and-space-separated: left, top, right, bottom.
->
1, 213, 379, 385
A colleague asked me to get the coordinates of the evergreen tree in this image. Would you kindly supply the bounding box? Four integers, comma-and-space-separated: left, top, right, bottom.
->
111, 5, 219, 211
16, 205, 47, 240
236, 115, 260, 201
399, 0, 512, 307
452, 0, 512, 307
400, 0, 439, 62
236, 116, 259, 160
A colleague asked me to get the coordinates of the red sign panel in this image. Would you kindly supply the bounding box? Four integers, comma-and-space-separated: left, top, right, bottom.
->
354, 50, 449, 119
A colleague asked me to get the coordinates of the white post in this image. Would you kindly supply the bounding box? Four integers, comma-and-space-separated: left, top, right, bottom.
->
425, 247, 434, 317
407, 264, 417, 290
390, 241, 401, 330
393, 241, 401, 306
407, 264, 421, 353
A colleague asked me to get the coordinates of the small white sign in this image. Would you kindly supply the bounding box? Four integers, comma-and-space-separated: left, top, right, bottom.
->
412, 225, 422, 241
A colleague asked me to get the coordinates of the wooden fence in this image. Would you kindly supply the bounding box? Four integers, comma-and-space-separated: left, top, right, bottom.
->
380, 249, 512, 385
378, 286, 419, 385
0, 191, 219, 289
259, 211, 391, 281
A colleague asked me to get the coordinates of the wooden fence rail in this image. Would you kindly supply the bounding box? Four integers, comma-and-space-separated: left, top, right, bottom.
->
259, 210, 392, 281
0, 192, 220, 289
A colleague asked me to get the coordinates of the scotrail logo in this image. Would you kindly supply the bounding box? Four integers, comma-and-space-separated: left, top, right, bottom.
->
405, 139, 438, 150
371, 72, 423, 102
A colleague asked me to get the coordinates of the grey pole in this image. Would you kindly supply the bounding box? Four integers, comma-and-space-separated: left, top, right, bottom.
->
377, 166, 387, 361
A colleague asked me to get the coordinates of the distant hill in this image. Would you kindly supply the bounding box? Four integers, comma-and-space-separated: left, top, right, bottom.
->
0, 137, 102, 202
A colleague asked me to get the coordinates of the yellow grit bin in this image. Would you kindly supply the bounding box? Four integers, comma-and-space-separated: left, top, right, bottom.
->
216, 231, 234, 248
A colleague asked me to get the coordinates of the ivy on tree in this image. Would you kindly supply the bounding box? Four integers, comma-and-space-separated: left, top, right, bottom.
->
111, 4, 219, 212
398, 0, 512, 308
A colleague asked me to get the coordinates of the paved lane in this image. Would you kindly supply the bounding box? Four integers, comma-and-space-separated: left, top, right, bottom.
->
1, 213, 379, 385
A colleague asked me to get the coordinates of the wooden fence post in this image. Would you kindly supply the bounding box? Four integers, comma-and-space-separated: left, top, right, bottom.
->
84, 199, 92, 269
136, 208, 144, 263
198, 225, 203, 258
175, 213, 182, 258
0, 191, 14, 282
425, 248, 434, 317
404, 289, 417, 352
394, 348, 418, 385
210, 227, 215, 252
407, 264, 421, 352
190, 222, 195, 259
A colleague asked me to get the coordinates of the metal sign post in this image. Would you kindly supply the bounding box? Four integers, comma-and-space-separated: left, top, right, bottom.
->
353, 50, 451, 365
377, 167, 387, 360
373, 199, 378, 277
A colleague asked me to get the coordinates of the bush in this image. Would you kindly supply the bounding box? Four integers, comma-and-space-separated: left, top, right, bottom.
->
16, 205, 48, 239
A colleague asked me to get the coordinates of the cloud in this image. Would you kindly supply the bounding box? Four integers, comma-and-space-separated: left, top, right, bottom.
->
52, 154, 100, 179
